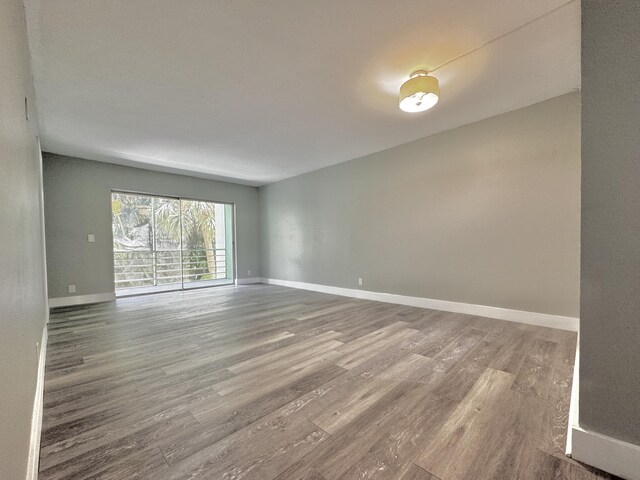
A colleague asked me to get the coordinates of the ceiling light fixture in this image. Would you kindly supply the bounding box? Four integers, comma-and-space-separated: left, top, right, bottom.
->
399, 70, 439, 113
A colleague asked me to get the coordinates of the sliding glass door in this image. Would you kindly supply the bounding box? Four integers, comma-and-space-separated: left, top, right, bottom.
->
152, 196, 182, 291
180, 199, 234, 290
112, 192, 234, 296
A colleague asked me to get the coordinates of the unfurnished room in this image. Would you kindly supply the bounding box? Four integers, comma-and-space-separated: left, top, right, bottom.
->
2, 0, 640, 479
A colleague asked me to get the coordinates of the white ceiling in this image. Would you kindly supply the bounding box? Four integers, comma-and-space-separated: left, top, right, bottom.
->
25, 0, 580, 186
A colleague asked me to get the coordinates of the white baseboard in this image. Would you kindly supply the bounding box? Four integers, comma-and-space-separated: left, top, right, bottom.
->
571, 425, 640, 480
26, 325, 47, 480
261, 278, 579, 331
48, 292, 116, 308
566, 332, 580, 456
236, 277, 262, 285
568, 340, 640, 480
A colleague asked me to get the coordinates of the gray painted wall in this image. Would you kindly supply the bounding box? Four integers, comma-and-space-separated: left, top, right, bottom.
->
43, 155, 259, 299
260, 93, 580, 318
580, 0, 640, 445
0, 0, 48, 478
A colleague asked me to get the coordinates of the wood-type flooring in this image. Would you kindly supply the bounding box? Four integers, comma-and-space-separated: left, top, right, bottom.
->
39, 285, 615, 479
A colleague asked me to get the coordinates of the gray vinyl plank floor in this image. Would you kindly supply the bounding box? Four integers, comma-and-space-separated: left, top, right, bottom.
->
39, 284, 616, 479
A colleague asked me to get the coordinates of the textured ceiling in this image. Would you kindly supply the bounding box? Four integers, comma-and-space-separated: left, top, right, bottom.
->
25, 0, 580, 186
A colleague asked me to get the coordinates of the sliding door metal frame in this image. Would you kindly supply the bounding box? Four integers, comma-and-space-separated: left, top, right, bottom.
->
110, 189, 237, 297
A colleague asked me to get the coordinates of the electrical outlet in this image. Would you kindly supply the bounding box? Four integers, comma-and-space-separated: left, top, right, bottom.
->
87, 233, 95, 243
358, 277, 363, 286
247, 269, 252, 277
68, 284, 76, 294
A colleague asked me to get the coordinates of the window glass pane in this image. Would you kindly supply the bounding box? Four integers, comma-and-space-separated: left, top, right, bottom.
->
112, 193, 154, 291
181, 199, 227, 289
153, 197, 182, 287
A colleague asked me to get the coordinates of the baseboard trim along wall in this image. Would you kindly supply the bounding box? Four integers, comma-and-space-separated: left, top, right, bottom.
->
566, 333, 580, 456
236, 277, 262, 285
567, 346, 640, 480
571, 425, 640, 480
48, 292, 116, 308
26, 325, 47, 480
261, 278, 579, 331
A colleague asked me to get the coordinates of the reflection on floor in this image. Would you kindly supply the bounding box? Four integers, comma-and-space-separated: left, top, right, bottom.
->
116, 277, 233, 297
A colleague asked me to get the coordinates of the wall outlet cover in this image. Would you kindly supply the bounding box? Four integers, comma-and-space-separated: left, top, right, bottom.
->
87, 234, 95, 243
68, 284, 76, 294
358, 277, 363, 286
